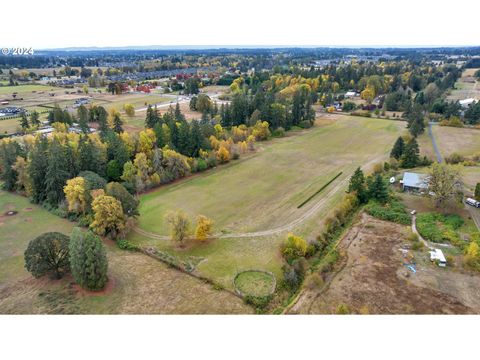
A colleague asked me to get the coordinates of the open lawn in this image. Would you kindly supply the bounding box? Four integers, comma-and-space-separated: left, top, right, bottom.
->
129, 115, 405, 288
446, 68, 480, 102
431, 125, 480, 158
0, 191, 250, 314
0, 84, 58, 96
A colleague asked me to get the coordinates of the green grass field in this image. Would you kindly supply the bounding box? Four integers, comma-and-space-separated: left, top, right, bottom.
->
431, 125, 480, 158
0, 191, 250, 314
129, 115, 405, 287
0, 84, 57, 96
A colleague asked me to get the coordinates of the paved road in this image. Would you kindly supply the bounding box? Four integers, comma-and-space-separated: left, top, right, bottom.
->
466, 204, 480, 231
428, 122, 443, 163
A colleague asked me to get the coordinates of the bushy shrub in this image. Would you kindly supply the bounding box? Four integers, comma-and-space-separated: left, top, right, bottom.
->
117, 238, 139, 251
445, 153, 464, 164
281, 233, 307, 262
272, 127, 286, 137
416, 213, 464, 243
244, 295, 272, 311
197, 158, 208, 172
336, 303, 350, 314
365, 200, 411, 225
298, 120, 313, 129
304, 273, 324, 290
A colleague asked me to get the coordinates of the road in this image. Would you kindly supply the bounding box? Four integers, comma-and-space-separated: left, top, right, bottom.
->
428, 122, 443, 163
466, 204, 480, 231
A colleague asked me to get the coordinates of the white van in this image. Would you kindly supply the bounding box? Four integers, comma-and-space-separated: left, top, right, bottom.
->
466, 198, 480, 208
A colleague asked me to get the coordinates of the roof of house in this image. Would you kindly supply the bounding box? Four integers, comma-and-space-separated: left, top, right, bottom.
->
402, 172, 429, 189
459, 98, 477, 106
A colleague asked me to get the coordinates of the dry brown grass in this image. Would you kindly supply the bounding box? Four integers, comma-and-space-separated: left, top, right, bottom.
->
289, 213, 480, 314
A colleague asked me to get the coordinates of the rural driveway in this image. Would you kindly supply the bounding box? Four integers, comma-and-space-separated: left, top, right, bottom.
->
428, 122, 443, 163
466, 204, 480, 231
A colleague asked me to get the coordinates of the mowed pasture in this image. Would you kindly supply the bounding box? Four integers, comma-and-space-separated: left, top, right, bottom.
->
0, 191, 250, 314
447, 68, 480, 102
129, 115, 405, 287
431, 125, 480, 158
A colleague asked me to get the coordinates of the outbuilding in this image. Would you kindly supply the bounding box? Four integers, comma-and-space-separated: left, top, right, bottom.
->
401, 172, 429, 192
430, 249, 447, 267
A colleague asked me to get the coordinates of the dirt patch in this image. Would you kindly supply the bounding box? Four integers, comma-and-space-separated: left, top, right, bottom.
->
290, 213, 477, 314
71, 276, 116, 297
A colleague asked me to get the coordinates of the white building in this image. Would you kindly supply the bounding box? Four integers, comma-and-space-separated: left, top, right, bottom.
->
430, 249, 447, 267
459, 98, 477, 108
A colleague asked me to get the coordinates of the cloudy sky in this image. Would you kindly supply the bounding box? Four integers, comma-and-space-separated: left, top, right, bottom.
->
3, 0, 479, 49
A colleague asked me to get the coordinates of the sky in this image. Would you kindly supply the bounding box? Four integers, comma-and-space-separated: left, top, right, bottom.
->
2, 0, 479, 49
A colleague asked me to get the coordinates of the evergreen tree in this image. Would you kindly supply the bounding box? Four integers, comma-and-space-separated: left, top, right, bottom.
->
400, 138, 420, 168
475, 183, 480, 201
177, 121, 191, 156
390, 137, 405, 160
153, 122, 166, 148
19, 112, 29, 131
69, 228, 108, 291
189, 120, 204, 157
77, 105, 89, 133
174, 102, 185, 121
112, 113, 123, 133
145, 105, 158, 128
28, 136, 49, 203
368, 174, 389, 203
30, 110, 40, 127
348, 167, 368, 203
45, 138, 70, 206
0, 140, 21, 191
407, 103, 425, 137
96, 106, 109, 134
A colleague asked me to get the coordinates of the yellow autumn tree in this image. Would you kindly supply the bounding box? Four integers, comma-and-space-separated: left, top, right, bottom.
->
282, 233, 307, 262
138, 128, 156, 157
361, 86, 375, 104
209, 135, 220, 150
123, 103, 135, 117
252, 121, 270, 141
64, 177, 87, 214
239, 141, 248, 154
12, 156, 31, 195
90, 195, 126, 239
216, 145, 230, 163
195, 215, 214, 241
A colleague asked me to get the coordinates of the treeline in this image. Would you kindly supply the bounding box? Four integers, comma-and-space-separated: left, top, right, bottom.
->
191, 74, 317, 131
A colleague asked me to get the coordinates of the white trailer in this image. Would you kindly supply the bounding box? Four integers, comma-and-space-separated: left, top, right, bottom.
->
466, 198, 480, 208
430, 249, 447, 267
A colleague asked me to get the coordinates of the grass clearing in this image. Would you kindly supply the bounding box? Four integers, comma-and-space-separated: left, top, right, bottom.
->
130, 115, 405, 288
0, 191, 250, 314
431, 125, 480, 158
234, 270, 276, 297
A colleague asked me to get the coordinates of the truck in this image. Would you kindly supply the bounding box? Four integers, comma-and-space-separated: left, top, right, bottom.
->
466, 198, 480, 208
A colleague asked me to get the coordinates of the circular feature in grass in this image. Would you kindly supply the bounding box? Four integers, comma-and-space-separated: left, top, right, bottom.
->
234, 270, 276, 298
